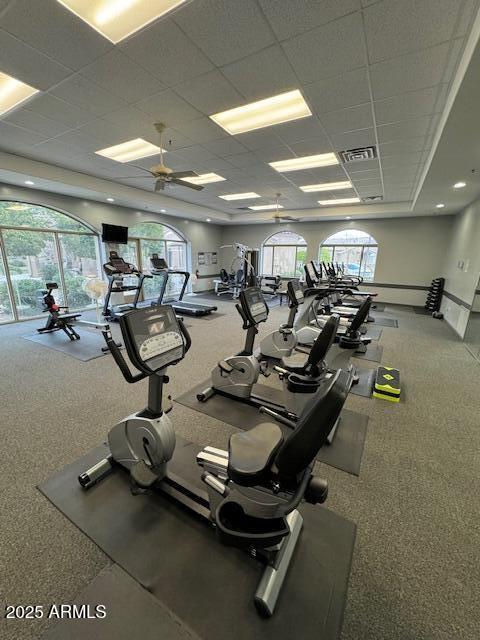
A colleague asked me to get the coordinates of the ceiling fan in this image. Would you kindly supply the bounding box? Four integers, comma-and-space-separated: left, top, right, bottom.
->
271, 193, 301, 223
116, 123, 204, 192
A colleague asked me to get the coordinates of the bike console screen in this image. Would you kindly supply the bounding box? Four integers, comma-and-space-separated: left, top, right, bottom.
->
241, 287, 269, 324
288, 279, 304, 305
120, 305, 184, 373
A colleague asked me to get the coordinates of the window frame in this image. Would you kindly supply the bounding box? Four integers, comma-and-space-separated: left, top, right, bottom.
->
262, 231, 307, 279
0, 200, 101, 324
319, 230, 378, 282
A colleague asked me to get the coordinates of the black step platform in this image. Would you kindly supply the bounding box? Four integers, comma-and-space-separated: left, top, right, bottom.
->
38, 444, 356, 640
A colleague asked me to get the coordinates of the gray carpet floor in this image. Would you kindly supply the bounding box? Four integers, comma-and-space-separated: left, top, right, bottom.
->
0, 301, 479, 640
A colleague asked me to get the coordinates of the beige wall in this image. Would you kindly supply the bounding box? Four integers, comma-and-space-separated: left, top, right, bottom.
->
0, 182, 222, 292
220, 216, 453, 305
440, 198, 480, 337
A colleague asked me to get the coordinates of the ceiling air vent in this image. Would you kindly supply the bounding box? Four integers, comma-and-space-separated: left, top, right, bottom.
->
363, 195, 383, 202
340, 146, 377, 163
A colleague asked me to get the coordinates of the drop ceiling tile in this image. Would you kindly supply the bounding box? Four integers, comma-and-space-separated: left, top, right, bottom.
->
274, 118, 328, 145
0, 122, 48, 151
374, 86, 441, 125
302, 166, 349, 182
162, 129, 196, 151
179, 117, 226, 144
51, 75, 128, 117
32, 138, 84, 160
286, 137, 337, 157
235, 129, 284, 152
370, 42, 451, 100
258, 0, 361, 41
120, 19, 214, 86
380, 137, 427, 156
456, 0, 480, 36
50, 129, 106, 154
253, 146, 293, 163
3, 108, 71, 138
441, 37, 465, 84
344, 158, 380, 173
223, 152, 260, 169
76, 119, 136, 145
282, 12, 367, 84
348, 170, 381, 182
364, 0, 459, 63
377, 116, 431, 143
330, 128, 376, 151
24, 94, 94, 128
303, 67, 371, 115
101, 106, 156, 140
174, 145, 217, 164
174, 70, 244, 114
174, 0, 275, 66
381, 152, 423, 169
0, 28, 71, 90
135, 89, 203, 127
221, 45, 299, 101
81, 50, 166, 105
0, 0, 113, 70
320, 103, 374, 135
202, 137, 249, 157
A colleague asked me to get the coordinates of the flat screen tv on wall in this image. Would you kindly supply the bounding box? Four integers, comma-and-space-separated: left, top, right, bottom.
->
102, 223, 128, 244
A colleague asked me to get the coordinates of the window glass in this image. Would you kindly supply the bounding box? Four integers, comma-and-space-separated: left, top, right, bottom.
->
263, 246, 273, 274
0, 201, 87, 232
140, 240, 166, 301
265, 231, 307, 245
59, 234, 100, 310
3, 229, 64, 318
0, 242, 14, 323
263, 231, 308, 278
320, 229, 378, 282
295, 246, 307, 278
129, 222, 183, 241
272, 246, 296, 277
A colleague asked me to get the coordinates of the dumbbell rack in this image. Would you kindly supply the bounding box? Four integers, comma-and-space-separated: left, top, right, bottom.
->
425, 277, 445, 312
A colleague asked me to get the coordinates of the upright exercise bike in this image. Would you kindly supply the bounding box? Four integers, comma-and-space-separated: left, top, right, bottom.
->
37, 282, 81, 341
78, 303, 349, 615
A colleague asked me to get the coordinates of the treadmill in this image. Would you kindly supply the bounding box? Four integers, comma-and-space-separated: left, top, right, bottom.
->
150, 254, 217, 317
102, 251, 151, 321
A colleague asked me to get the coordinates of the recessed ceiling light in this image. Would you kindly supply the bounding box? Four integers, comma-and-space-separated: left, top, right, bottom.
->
300, 180, 352, 192
210, 89, 311, 135
160, 208, 166, 213
436, 203, 445, 209
218, 192, 261, 201
206, 218, 211, 222
346, 216, 351, 220
453, 181, 466, 189
24, 180, 35, 186
318, 197, 360, 206
96, 138, 162, 163
182, 173, 225, 185
248, 204, 284, 211
0, 71, 38, 117
106, 197, 114, 202
270, 152, 338, 173
56, 0, 188, 43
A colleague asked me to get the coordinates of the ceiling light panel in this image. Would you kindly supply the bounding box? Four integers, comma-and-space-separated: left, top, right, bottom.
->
210, 90, 311, 135
57, 0, 188, 43
300, 181, 352, 192
182, 173, 225, 185
270, 152, 338, 173
318, 197, 360, 206
95, 138, 162, 163
0, 71, 38, 117
219, 192, 260, 200
248, 204, 284, 211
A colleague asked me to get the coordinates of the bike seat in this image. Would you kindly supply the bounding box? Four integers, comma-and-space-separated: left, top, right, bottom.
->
228, 422, 283, 486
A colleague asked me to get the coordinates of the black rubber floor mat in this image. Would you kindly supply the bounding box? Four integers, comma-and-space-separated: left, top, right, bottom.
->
353, 343, 383, 363
370, 317, 398, 328
38, 444, 356, 640
349, 367, 376, 398
23, 329, 106, 361
41, 564, 200, 640
175, 381, 368, 475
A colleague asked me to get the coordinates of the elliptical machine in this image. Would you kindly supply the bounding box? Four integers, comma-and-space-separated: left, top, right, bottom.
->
37, 282, 81, 341
78, 303, 350, 616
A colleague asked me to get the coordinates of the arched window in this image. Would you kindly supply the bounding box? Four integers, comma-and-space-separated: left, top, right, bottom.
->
320, 229, 378, 281
125, 222, 187, 300
263, 231, 307, 278
0, 201, 101, 322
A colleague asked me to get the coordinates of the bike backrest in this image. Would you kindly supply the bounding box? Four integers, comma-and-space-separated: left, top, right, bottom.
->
349, 297, 371, 333
274, 369, 349, 478
306, 314, 339, 368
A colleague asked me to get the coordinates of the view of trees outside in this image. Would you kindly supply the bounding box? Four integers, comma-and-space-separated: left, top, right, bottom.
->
319, 230, 378, 281
0, 202, 101, 322
125, 223, 187, 301
262, 231, 307, 278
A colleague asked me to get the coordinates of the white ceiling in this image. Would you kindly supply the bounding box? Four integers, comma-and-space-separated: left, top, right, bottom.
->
0, 0, 479, 224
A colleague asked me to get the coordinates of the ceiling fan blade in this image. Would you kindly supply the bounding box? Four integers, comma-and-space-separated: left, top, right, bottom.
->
155, 179, 165, 191
171, 178, 204, 191
115, 175, 154, 179
127, 164, 155, 174
169, 170, 198, 179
